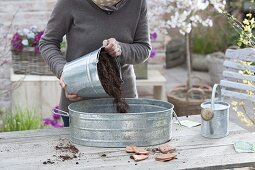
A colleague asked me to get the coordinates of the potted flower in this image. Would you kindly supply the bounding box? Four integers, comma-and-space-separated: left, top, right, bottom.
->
11, 26, 50, 75
191, 15, 235, 72
11, 26, 66, 76
11, 26, 43, 53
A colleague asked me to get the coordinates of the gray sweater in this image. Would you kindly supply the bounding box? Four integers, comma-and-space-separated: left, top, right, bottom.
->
39, 0, 151, 111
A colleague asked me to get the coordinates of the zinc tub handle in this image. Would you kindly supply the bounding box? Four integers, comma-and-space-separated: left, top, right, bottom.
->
173, 110, 181, 125
52, 108, 70, 117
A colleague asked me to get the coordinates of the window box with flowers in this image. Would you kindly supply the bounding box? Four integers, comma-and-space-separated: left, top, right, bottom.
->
11, 26, 65, 76
133, 32, 157, 79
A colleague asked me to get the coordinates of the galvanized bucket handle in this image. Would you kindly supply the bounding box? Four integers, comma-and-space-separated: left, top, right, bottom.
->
211, 84, 222, 110
114, 58, 123, 84
173, 110, 181, 125
52, 108, 70, 117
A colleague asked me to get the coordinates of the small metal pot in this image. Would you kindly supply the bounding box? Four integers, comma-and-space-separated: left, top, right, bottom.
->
201, 84, 230, 138
62, 47, 122, 98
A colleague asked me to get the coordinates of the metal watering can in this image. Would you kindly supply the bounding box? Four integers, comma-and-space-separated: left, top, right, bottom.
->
200, 84, 230, 138
62, 47, 123, 98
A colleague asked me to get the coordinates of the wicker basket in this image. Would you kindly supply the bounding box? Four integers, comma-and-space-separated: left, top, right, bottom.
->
174, 84, 212, 99
167, 88, 204, 117
11, 47, 54, 76
167, 86, 212, 117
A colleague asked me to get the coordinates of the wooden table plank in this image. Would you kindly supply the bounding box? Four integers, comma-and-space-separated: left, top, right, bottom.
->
0, 116, 255, 170
0, 115, 245, 140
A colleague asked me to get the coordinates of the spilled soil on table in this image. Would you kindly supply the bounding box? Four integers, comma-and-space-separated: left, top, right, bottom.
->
55, 140, 79, 161
43, 159, 55, 164
98, 51, 129, 113
42, 138, 80, 165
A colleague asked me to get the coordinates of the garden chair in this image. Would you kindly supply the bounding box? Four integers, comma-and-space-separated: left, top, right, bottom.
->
220, 48, 255, 102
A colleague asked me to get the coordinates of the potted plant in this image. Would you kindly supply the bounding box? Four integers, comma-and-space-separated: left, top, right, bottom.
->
191, 15, 228, 71
191, 15, 240, 80
1, 107, 42, 132
11, 26, 66, 76
149, 0, 226, 116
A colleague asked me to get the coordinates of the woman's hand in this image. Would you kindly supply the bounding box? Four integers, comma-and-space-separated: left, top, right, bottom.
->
103, 38, 122, 57
59, 75, 81, 102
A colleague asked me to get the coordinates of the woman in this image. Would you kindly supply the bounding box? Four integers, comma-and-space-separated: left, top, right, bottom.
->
39, 0, 151, 127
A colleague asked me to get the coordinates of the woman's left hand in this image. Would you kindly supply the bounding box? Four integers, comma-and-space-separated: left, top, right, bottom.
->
103, 38, 122, 57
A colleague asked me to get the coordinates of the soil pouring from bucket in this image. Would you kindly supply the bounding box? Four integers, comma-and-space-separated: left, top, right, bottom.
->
97, 51, 129, 113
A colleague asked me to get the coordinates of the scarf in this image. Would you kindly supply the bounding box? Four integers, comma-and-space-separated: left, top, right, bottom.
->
91, 0, 127, 11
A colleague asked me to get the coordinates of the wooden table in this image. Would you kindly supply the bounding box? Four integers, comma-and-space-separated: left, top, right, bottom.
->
136, 70, 167, 101
1, 116, 255, 170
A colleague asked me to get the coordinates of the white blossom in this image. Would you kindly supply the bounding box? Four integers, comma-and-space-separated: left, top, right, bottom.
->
27, 32, 35, 39
147, 0, 226, 34
23, 28, 30, 36
30, 25, 38, 33
21, 39, 29, 46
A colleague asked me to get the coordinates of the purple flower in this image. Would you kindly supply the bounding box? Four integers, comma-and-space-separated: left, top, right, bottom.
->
11, 33, 23, 52
11, 28, 45, 53
42, 105, 63, 128
150, 32, 157, 41
150, 48, 157, 58
51, 120, 64, 128
51, 120, 58, 126
33, 31, 44, 46
53, 113, 60, 120
53, 105, 59, 114
43, 118, 52, 125
53, 123, 64, 128
33, 31, 44, 53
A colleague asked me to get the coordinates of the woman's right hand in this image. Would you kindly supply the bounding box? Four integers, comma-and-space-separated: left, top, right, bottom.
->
60, 75, 81, 102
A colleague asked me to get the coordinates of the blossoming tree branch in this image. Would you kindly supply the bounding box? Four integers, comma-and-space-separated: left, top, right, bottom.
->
148, 0, 226, 89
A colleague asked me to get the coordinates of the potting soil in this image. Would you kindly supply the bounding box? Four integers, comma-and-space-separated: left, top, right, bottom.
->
98, 52, 129, 113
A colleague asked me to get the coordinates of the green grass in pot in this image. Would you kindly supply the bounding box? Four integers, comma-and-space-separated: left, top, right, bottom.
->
1, 107, 42, 132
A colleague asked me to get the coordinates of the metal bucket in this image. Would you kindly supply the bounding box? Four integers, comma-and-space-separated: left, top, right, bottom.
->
201, 84, 230, 138
62, 47, 122, 98
55, 98, 174, 148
